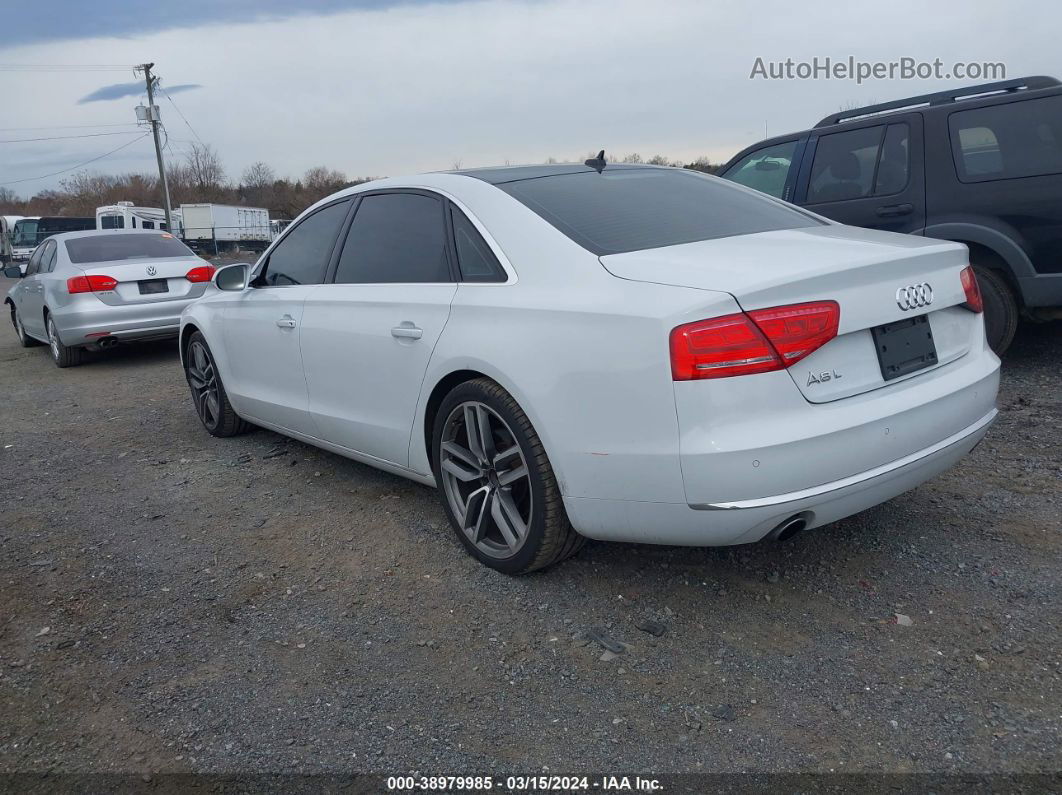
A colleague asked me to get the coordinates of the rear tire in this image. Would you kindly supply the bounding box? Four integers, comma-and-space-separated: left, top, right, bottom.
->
46, 314, 83, 368
183, 331, 253, 437
432, 377, 585, 575
973, 265, 1018, 355
9, 304, 40, 348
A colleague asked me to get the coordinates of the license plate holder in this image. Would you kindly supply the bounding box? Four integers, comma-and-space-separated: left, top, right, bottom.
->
138, 278, 168, 295
872, 314, 938, 381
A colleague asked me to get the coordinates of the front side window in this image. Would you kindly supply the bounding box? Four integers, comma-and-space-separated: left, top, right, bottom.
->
721, 140, 798, 198
451, 208, 505, 282
807, 126, 884, 203
498, 168, 821, 256
333, 193, 450, 284
950, 95, 1062, 182
24, 245, 44, 276
259, 200, 349, 287
41, 241, 57, 273
65, 233, 195, 264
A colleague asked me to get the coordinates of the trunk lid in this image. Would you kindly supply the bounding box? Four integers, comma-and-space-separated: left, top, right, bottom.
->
81, 256, 212, 306
601, 225, 980, 402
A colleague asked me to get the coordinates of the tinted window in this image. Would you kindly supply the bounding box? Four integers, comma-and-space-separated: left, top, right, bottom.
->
333, 193, 450, 284
100, 215, 124, 229
65, 233, 194, 264
807, 126, 884, 203
142, 220, 155, 229
41, 241, 57, 273
950, 95, 1062, 182
498, 169, 820, 256
24, 245, 44, 276
451, 208, 504, 282
261, 200, 349, 287
721, 140, 798, 198
873, 123, 910, 195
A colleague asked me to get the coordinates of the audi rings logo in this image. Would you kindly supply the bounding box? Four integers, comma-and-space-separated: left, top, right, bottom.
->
896, 282, 933, 311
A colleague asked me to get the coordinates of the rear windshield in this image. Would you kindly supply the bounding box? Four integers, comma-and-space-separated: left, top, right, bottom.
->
497, 168, 822, 255
65, 233, 193, 264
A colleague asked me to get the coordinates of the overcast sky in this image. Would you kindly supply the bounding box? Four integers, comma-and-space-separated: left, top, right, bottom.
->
2, 0, 1059, 197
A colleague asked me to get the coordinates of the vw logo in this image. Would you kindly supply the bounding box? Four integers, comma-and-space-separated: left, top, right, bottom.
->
896, 282, 933, 311
146, 265, 157, 276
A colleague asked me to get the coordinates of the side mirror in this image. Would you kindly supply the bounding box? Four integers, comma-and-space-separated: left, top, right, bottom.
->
3, 266, 22, 279
214, 263, 249, 291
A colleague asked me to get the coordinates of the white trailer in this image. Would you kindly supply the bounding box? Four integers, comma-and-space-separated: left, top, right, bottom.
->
179, 204, 271, 253
96, 202, 183, 236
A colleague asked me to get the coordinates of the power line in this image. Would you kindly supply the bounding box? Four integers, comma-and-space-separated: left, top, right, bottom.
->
0, 123, 140, 132
0, 130, 144, 144
159, 87, 205, 146
0, 134, 150, 186
0, 64, 134, 72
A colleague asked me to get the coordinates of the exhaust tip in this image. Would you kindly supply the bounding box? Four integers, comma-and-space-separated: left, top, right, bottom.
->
767, 514, 808, 542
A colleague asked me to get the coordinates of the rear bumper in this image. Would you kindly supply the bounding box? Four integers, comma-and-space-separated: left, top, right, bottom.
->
52, 298, 194, 345
563, 406, 996, 546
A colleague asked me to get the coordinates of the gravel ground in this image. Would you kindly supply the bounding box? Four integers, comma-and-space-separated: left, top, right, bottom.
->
1, 276, 1060, 780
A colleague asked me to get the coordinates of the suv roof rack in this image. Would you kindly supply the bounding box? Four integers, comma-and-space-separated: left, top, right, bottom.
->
814, 75, 1061, 127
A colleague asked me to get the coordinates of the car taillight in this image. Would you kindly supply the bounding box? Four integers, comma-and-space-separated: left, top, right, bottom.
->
185, 265, 216, 283
670, 301, 840, 380
67, 274, 118, 294
960, 265, 983, 313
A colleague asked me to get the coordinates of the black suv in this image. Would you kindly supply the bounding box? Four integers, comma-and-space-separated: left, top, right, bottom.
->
719, 76, 1062, 353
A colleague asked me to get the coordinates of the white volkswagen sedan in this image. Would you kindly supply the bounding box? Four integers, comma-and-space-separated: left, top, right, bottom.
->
179, 162, 999, 574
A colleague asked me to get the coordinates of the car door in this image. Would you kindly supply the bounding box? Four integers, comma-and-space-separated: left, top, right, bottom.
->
300, 190, 458, 467
18, 242, 51, 338
796, 115, 927, 234
219, 198, 351, 435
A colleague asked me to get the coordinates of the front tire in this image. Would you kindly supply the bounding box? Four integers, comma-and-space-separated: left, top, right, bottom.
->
432, 378, 584, 575
973, 265, 1018, 355
184, 331, 252, 437
46, 315, 83, 368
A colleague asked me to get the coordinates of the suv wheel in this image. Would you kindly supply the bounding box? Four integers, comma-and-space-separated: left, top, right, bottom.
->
973, 266, 1018, 355
432, 377, 585, 575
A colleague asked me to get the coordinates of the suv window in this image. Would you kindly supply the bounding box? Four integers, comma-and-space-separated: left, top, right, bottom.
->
259, 200, 349, 286
807, 126, 883, 203
720, 140, 798, 198
333, 193, 450, 284
950, 95, 1062, 182
873, 124, 910, 195
498, 168, 821, 256
450, 207, 505, 282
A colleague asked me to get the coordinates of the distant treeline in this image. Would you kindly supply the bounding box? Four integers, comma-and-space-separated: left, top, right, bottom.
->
0, 144, 718, 219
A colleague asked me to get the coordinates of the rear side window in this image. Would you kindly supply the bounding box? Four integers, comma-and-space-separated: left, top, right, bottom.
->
260, 200, 349, 286
950, 95, 1062, 182
451, 208, 505, 282
497, 169, 820, 256
333, 193, 450, 284
65, 233, 194, 264
721, 140, 798, 198
807, 126, 883, 202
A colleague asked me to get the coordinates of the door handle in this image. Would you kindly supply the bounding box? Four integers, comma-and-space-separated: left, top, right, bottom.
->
275, 315, 297, 328
876, 203, 914, 217
391, 325, 423, 340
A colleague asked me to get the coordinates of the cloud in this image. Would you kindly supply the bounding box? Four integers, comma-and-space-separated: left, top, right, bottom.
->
78, 82, 202, 104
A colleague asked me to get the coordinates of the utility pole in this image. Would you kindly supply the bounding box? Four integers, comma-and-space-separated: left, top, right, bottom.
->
137, 63, 174, 232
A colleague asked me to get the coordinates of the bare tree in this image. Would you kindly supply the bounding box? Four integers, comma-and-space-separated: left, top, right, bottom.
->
184, 143, 226, 198
646, 154, 673, 166
241, 161, 275, 190
621, 153, 643, 163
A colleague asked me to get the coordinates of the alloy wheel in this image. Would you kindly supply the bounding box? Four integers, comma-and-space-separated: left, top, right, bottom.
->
439, 401, 533, 559
186, 340, 221, 428
47, 318, 60, 361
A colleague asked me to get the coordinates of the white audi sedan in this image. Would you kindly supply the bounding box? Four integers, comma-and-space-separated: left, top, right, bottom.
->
179, 162, 999, 574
